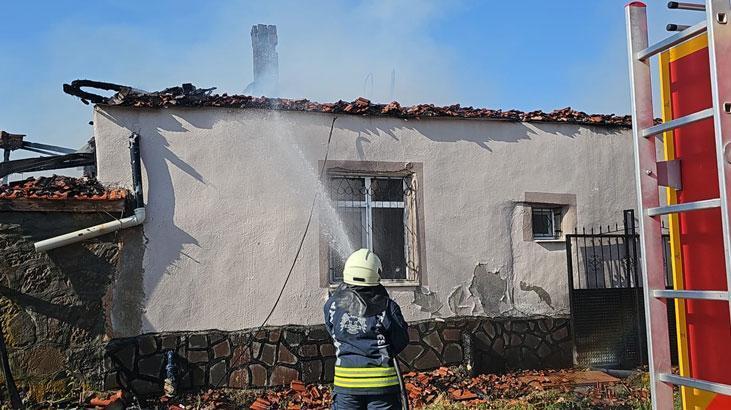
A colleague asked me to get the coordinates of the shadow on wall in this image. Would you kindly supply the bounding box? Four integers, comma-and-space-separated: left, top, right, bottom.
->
100, 110, 214, 335
0, 215, 119, 334
335, 115, 623, 152
0, 213, 122, 391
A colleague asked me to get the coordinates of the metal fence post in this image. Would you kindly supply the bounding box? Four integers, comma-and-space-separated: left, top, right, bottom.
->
565, 234, 577, 365
624, 209, 646, 365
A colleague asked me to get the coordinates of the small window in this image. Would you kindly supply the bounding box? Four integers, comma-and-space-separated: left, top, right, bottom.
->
532, 207, 563, 239
325, 175, 418, 284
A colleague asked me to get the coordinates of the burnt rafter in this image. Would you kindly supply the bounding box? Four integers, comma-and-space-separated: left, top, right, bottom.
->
62, 79, 128, 105
0, 153, 94, 179
63, 79, 215, 106
1, 129, 94, 181
0, 131, 25, 150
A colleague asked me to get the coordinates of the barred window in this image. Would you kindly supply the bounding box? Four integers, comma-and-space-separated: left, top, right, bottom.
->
326, 175, 419, 284
532, 206, 563, 239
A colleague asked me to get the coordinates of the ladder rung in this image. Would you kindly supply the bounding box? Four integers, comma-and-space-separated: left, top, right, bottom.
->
641, 108, 714, 137
647, 199, 720, 216
636, 20, 707, 60
658, 373, 731, 396
667, 2, 706, 12
652, 289, 729, 301
666, 24, 691, 32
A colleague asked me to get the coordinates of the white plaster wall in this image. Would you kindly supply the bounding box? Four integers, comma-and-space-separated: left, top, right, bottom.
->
94, 106, 636, 335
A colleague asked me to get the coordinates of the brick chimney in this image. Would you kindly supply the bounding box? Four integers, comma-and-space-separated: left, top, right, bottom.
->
246, 24, 279, 96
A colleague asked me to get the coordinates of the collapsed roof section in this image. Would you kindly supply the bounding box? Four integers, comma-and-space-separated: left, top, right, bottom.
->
0, 176, 127, 213
63, 79, 633, 128
0, 176, 126, 201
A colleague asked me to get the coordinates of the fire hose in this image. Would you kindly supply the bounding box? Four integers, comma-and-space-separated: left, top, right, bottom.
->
393, 355, 410, 410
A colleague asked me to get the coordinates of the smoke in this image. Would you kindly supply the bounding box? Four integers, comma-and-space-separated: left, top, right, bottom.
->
0, 1, 465, 155
266, 0, 462, 105
0, 0, 697, 157
205, 0, 463, 104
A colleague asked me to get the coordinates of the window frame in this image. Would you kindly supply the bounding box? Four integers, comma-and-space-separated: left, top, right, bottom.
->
327, 175, 412, 284
330, 175, 407, 251
319, 161, 425, 288
531, 206, 563, 240
522, 192, 577, 243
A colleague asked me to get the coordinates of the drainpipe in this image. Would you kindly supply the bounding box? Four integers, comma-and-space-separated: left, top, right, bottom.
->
34, 134, 146, 252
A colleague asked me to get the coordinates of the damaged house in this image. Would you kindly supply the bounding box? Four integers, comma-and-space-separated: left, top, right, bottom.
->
0, 82, 636, 396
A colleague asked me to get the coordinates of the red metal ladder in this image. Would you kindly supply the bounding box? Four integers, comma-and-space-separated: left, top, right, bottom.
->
625, 1, 731, 408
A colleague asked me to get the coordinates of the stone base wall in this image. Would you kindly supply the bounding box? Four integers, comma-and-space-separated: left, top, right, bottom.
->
104, 317, 572, 396
0, 212, 125, 400
402, 317, 571, 374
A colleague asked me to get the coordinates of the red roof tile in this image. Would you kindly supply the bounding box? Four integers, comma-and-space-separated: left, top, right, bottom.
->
0, 176, 127, 201
63, 80, 634, 127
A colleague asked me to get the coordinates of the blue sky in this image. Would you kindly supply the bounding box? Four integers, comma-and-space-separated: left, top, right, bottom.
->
0, 1, 704, 151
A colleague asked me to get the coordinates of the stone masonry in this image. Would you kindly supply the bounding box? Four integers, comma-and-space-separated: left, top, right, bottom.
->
0, 211, 129, 399
104, 317, 571, 396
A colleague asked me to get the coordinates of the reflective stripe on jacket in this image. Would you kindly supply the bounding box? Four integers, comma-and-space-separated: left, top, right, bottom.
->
334, 366, 400, 389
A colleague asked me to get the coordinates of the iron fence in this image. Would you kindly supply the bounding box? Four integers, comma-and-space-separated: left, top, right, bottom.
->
566, 210, 677, 369
567, 228, 672, 290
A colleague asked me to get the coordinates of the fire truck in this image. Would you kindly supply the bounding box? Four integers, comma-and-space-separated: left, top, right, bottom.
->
625, 1, 731, 408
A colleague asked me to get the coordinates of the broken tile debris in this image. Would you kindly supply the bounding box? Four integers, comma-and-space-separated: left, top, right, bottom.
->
0, 175, 126, 201
146, 368, 646, 409
44, 367, 648, 409
63, 79, 636, 127
399, 367, 642, 408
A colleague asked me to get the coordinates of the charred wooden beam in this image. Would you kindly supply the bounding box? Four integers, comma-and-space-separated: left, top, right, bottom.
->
0, 131, 25, 151
0, 153, 94, 179
62, 79, 127, 105
22, 142, 76, 154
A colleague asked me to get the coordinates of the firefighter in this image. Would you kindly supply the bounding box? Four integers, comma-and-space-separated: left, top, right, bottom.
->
324, 249, 410, 410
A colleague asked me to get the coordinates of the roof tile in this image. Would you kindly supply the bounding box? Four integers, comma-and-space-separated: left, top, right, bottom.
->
64, 80, 634, 127
0, 175, 127, 201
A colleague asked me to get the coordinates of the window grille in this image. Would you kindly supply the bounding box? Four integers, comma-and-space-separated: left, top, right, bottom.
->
325, 175, 419, 284
532, 207, 563, 239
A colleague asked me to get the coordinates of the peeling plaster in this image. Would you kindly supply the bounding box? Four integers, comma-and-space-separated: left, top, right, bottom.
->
469, 264, 510, 315
447, 285, 479, 316
445, 201, 562, 318
519, 281, 554, 309
450, 202, 546, 318
411, 287, 443, 316
444, 202, 523, 317
509, 202, 565, 316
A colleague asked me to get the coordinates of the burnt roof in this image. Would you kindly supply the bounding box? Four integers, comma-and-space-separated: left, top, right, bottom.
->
64, 80, 633, 128
0, 176, 126, 201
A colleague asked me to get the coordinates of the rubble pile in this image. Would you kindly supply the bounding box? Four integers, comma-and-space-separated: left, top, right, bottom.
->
401, 367, 646, 408
133, 383, 330, 410
233, 367, 648, 409
63, 80, 634, 127
36, 368, 648, 409
84, 389, 245, 410
0, 175, 126, 200
159, 389, 242, 410
249, 381, 331, 410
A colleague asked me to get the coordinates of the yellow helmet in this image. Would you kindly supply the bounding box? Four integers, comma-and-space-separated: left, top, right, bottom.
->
343, 249, 382, 286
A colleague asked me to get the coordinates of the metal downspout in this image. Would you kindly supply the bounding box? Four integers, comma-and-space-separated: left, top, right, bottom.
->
34, 134, 146, 252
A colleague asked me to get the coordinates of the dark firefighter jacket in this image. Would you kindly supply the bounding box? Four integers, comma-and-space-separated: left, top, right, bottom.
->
323, 283, 409, 395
